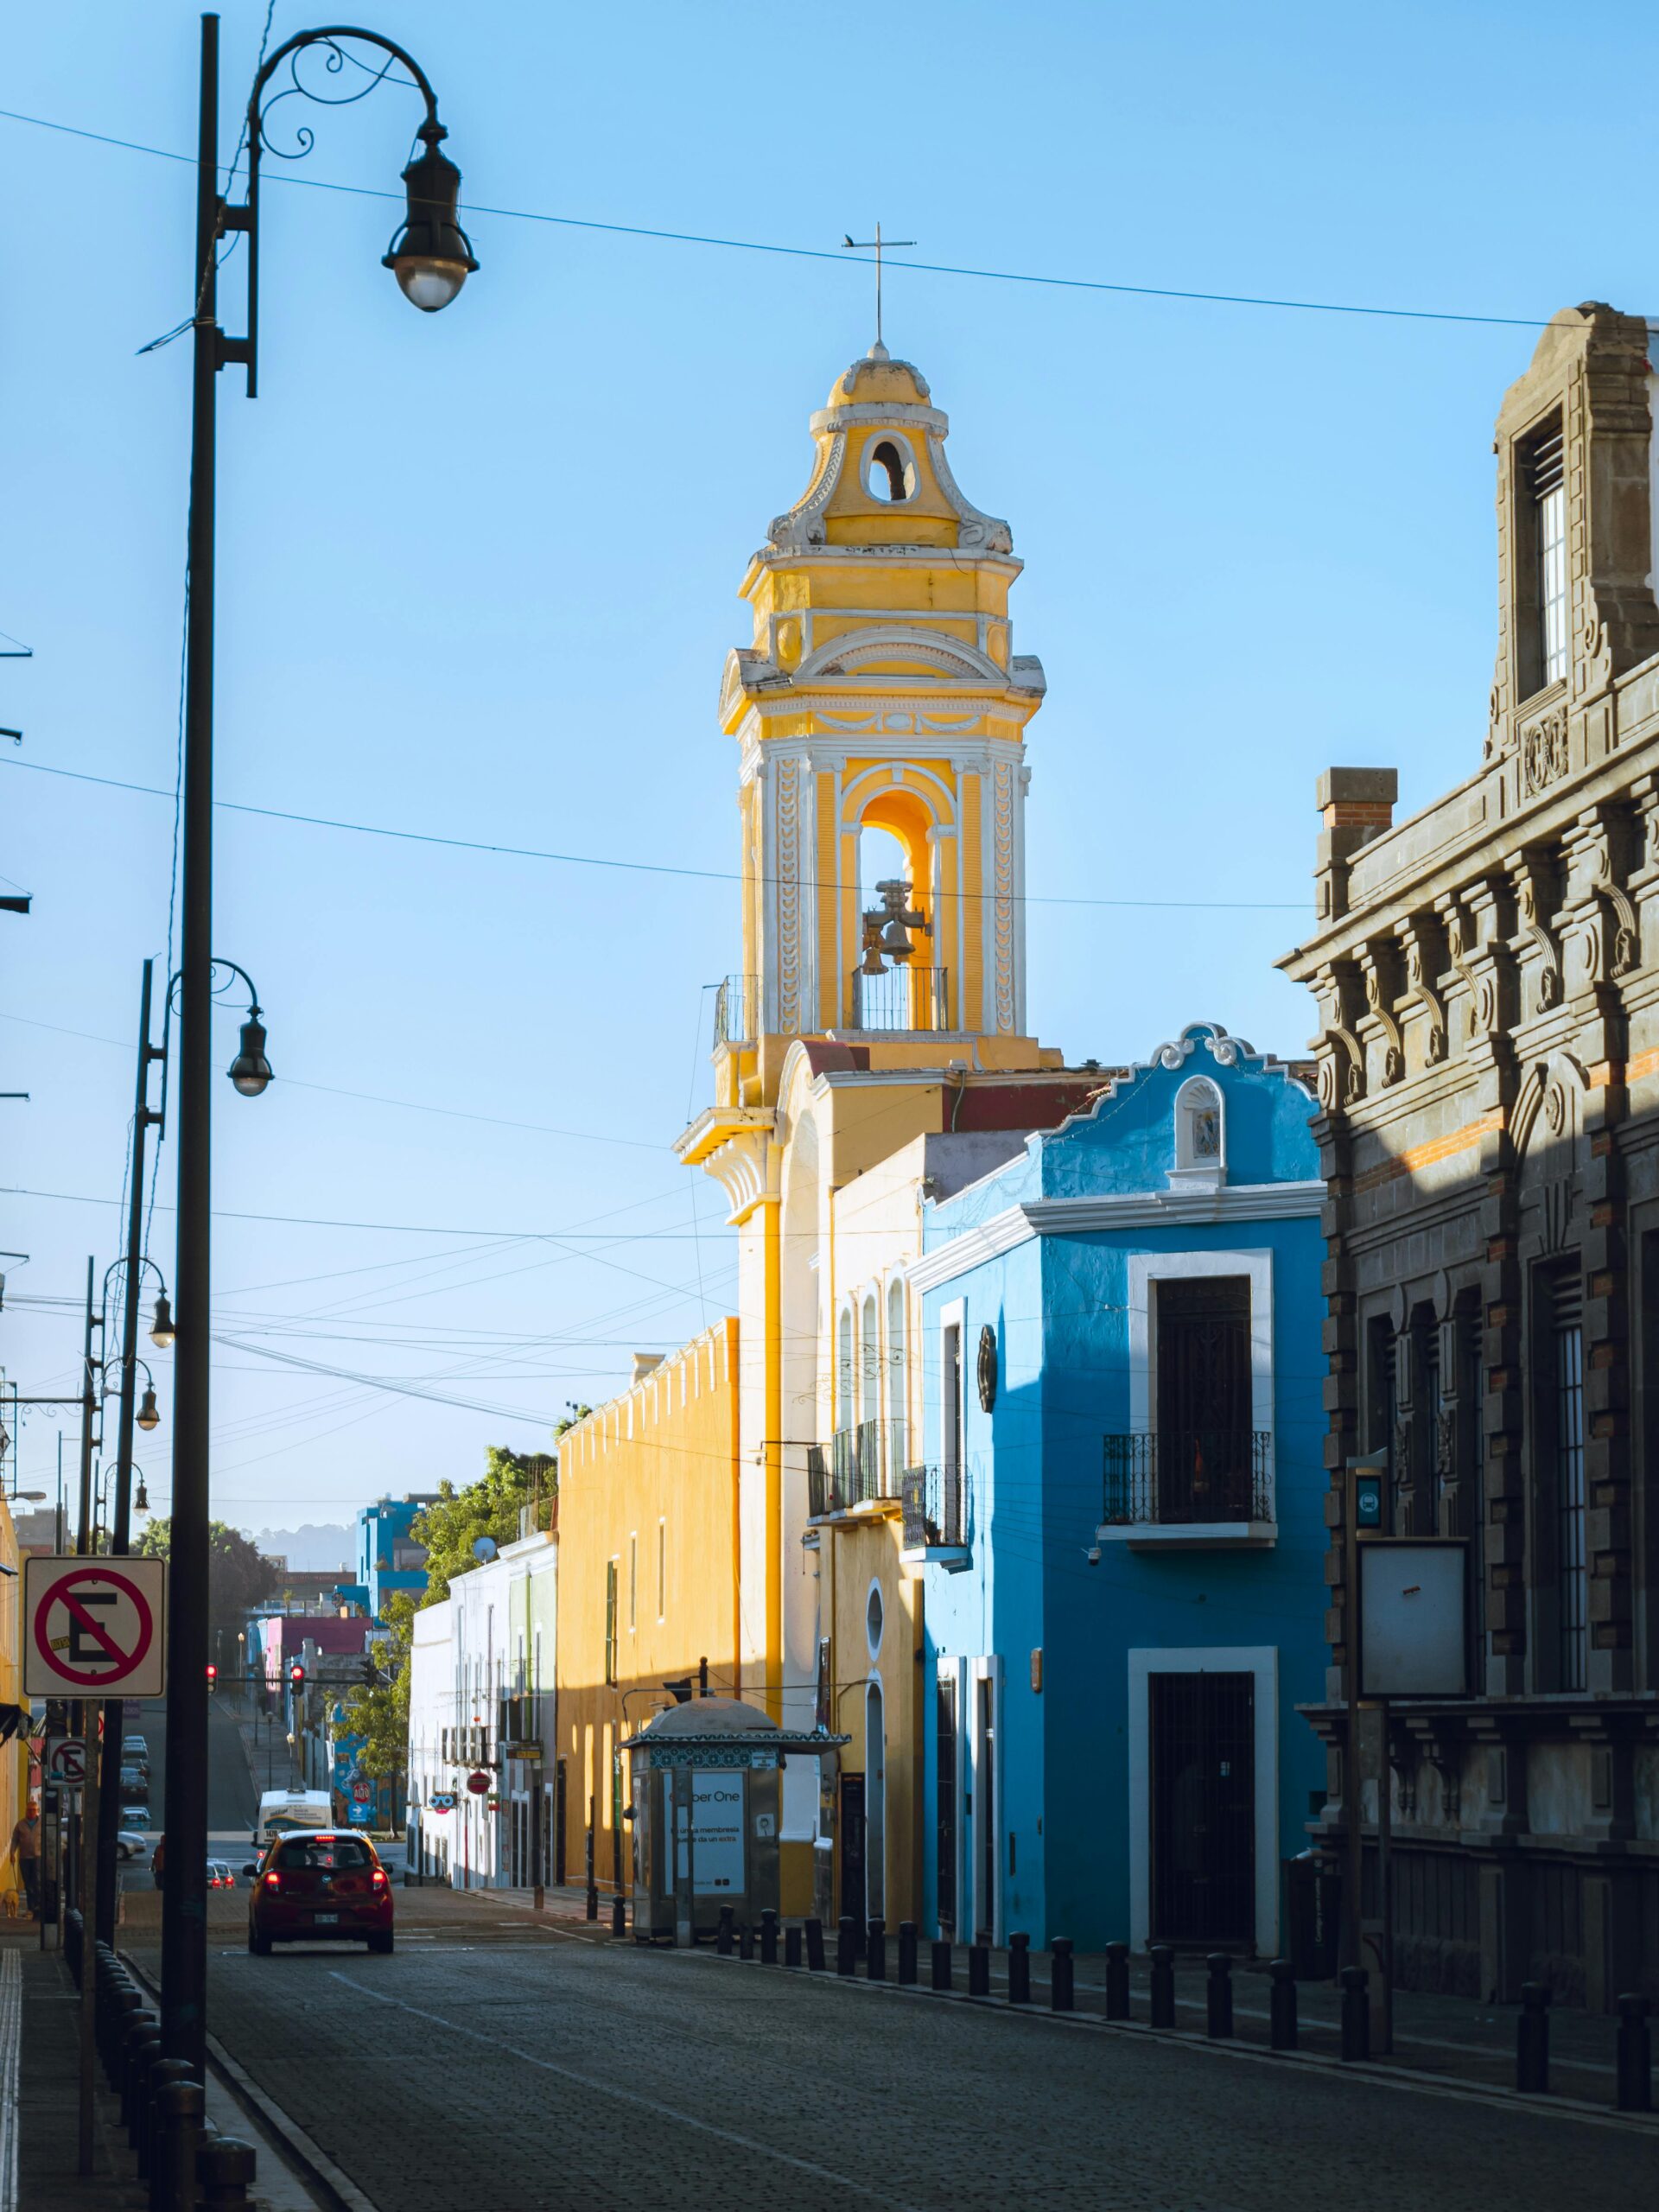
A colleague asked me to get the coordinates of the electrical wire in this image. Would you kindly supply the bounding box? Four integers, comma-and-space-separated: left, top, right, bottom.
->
0, 99, 1551, 333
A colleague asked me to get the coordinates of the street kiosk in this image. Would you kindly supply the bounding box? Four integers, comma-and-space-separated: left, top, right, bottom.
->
621, 1697, 848, 1946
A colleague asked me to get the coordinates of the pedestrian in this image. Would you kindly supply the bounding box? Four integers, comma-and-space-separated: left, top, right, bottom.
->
151, 1833, 166, 1890
8, 1802, 41, 1917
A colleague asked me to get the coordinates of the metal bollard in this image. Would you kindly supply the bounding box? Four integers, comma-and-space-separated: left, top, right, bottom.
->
760, 1910, 779, 1965
198, 2133, 258, 2212
143, 2058, 195, 2189
968, 1943, 990, 1997
124, 2018, 160, 2138
1339, 1966, 1370, 2063
785, 1924, 804, 1970
1050, 1937, 1074, 2013
717, 1905, 735, 1957
1516, 1981, 1550, 2095
836, 1916, 855, 1975
1268, 1959, 1298, 2051
804, 1917, 825, 1972
738, 1920, 754, 1962
866, 1916, 886, 1981
156, 2076, 205, 2212
1205, 1953, 1233, 2039
584, 1821, 598, 1923
610, 1892, 626, 1938
1616, 1993, 1652, 2112
1007, 1931, 1030, 2005
897, 1922, 918, 1986
931, 1940, 953, 1993
1104, 1940, 1130, 2020
106, 1986, 143, 2081
1148, 1944, 1175, 2030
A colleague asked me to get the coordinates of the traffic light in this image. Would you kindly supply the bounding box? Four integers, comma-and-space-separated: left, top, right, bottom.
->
289, 1662, 305, 1689
206, 1663, 218, 1693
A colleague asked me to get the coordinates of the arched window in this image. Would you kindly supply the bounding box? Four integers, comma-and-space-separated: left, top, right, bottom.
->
861, 1293, 880, 1428
887, 1277, 906, 1472
837, 1307, 854, 1430
864, 436, 914, 503
1171, 1076, 1226, 1189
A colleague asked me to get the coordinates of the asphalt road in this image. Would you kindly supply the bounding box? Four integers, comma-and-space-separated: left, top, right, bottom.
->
122, 1901, 1659, 2212
116, 1688, 260, 1848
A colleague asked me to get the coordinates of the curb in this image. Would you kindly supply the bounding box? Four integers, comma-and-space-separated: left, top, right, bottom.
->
672, 1945, 1659, 2140
121, 1952, 382, 2212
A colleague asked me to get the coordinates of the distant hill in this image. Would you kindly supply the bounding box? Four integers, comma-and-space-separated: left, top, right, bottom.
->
255, 1523, 353, 1572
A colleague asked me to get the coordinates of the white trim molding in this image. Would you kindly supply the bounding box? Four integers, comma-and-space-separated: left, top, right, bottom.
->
1127, 1645, 1280, 1955
907, 1183, 1323, 1295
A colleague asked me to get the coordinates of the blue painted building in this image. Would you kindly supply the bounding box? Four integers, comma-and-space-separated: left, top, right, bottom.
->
354, 1493, 440, 1624
906, 1023, 1327, 1956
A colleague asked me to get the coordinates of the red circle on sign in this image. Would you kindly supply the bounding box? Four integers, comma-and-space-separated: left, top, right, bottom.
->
467, 1770, 490, 1796
34, 1568, 155, 1689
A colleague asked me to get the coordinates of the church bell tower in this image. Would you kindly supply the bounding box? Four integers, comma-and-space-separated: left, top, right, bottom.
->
713, 345, 1048, 1109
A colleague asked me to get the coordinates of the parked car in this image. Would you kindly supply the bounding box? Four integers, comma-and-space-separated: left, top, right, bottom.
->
245, 1832, 393, 1955
115, 1832, 149, 1861
207, 1860, 235, 1890
124, 1734, 149, 1758
122, 1808, 151, 1831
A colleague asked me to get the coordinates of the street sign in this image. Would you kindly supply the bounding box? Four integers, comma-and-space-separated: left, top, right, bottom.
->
466, 1770, 490, 1796
347, 1802, 372, 1824
44, 1737, 86, 1787
429, 1791, 456, 1812
351, 1780, 372, 1803
1358, 1538, 1468, 1697
1354, 1471, 1384, 1529
24, 1557, 167, 1698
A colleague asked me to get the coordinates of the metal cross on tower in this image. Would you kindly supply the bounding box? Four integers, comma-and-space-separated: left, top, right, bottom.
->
841, 222, 915, 354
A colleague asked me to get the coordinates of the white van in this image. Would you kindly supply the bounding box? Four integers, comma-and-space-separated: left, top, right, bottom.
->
252, 1789, 333, 1851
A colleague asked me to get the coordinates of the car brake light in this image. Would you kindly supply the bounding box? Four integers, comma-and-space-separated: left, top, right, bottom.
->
371, 1868, 388, 1890
264, 1872, 281, 1890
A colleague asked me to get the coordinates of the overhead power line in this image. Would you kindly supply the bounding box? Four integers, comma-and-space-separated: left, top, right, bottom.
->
0, 100, 1549, 333
1, 755, 1306, 912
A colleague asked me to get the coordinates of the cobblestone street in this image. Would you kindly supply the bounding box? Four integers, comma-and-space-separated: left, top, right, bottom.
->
117, 1891, 1658, 2212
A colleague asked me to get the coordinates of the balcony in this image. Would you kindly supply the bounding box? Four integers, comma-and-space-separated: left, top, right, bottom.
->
1100, 1430, 1274, 1548
900, 1465, 969, 1568
807, 1420, 906, 1517
714, 974, 760, 1046
848, 966, 949, 1033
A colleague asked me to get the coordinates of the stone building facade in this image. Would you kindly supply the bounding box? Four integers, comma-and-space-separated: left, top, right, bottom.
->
1281, 304, 1659, 2010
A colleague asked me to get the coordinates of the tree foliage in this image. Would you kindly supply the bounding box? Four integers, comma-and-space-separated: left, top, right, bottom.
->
134, 1517, 276, 1626
339, 1590, 416, 1780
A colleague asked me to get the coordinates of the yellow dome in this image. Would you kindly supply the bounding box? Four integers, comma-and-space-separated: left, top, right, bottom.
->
826, 345, 932, 410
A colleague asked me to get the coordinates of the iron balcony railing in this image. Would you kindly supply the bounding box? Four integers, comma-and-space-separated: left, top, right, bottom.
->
848, 966, 949, 1033
900, 1464, 965, 1551
714, 973, 760, 1046
1101, 1431, 1273, 1526
807, 1421, 906, 1516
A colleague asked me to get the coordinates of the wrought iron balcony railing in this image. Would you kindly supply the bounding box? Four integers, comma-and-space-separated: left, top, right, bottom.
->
900, 1464, 965, 1551
1101, 1431, 1273, 1526
848, 966, 949, 1033
714, 973, 760, 1046
807, 1421, 906, 1517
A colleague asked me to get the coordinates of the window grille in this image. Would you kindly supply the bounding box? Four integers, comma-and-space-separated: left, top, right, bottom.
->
1552, 1276, 1587, 1691
1529, 422, 1567, 688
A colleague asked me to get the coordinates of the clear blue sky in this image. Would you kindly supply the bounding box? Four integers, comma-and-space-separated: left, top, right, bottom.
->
3, 0, 1654, 1537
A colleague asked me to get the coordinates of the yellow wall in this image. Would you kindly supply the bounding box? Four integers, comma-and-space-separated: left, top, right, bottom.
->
554, 1319, 741, 1891
820, 1510, 924, 1929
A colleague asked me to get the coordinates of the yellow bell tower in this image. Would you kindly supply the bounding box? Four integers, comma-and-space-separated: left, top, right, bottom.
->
713, 344, 1049, 1110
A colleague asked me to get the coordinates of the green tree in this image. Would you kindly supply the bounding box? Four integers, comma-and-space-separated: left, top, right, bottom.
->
134, 1517, 276, 1626
339, 1589, 416, 1779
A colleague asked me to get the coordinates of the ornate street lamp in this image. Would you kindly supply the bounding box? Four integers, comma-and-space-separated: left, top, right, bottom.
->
162, 16, 476, 2078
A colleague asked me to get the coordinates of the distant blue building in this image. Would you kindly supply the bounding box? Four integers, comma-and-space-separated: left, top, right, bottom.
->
906, 1023, 1326, 1956
354, 1494, 439, 1624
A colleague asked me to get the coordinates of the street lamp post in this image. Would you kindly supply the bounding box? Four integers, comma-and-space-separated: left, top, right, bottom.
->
162, 13, 477, 2077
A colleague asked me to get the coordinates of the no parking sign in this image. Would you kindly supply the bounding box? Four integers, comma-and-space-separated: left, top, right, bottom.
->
24, 1557, 168, 1699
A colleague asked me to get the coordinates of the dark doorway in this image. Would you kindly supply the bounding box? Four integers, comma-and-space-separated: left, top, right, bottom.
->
976, 1677, 996, 1943
1149, 1671, 1254, 1945
839, 1772, 867, 1946
554, 1759, 568, 1887
935, 1673, 958, 1940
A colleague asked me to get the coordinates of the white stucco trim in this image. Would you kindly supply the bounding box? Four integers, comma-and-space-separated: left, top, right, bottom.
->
1127, 1645, 1280, 1956
1128, 1246, 1274, 1471
907, 1183, 1323, 1294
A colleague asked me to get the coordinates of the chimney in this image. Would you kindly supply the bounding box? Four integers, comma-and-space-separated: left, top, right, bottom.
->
1314, 766, 1398, 924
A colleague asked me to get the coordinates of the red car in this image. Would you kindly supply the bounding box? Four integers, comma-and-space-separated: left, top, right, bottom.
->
246, 1831, 394, 1955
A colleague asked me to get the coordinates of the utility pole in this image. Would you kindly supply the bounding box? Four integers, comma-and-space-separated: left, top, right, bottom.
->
95, 961, 162, 1947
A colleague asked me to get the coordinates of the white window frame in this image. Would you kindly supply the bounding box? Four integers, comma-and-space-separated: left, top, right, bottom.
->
860, 427, 918, 504
1127, 1645, 1280, 1957
1124, 1248, 1274, 1537
938, 1297, 967, 1484
1168, 1075, 1226, 1192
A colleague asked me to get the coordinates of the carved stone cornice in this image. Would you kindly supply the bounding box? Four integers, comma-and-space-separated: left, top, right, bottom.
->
1357, 938, 1406, 1087
1506, 847, 1566, 1014
1310, 959, 1366, 1112
1396, 911, 1449, 1067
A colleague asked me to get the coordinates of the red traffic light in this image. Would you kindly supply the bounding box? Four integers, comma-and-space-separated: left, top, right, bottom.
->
289, 1663, 305, 1687
205, 1663, 217, 1681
